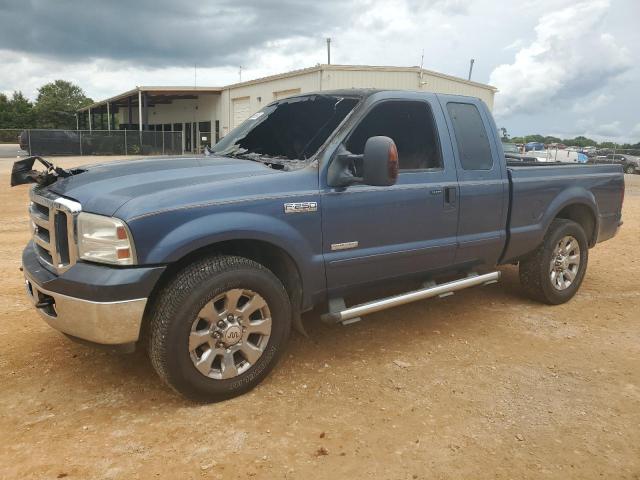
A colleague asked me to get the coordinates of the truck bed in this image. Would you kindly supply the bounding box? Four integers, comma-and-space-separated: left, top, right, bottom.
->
501, 163, 624, 263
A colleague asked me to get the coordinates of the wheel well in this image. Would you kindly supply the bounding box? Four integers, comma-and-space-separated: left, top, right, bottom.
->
144, 240, 304, 336
555, 204, 596, 246
157, 239, 302, 306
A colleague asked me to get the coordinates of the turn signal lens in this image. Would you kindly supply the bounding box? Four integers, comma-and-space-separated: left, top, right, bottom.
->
388, 142, 399, 180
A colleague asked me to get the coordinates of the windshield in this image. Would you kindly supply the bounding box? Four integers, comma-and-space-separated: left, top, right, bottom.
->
211, 94, 359, 164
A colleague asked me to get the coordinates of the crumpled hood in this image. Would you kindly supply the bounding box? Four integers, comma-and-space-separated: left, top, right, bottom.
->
47, 156, 280, 217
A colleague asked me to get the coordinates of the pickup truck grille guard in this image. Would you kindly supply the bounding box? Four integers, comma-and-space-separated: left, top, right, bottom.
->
29, 187, 81, 274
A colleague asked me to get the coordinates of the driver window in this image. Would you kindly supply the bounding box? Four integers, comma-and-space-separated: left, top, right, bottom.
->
346, 100, 443, 170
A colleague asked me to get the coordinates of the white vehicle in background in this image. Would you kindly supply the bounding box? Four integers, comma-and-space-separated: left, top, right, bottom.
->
527, 149, 587, 163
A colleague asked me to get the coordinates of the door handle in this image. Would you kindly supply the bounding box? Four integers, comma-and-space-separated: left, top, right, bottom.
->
444, 186, 457, 207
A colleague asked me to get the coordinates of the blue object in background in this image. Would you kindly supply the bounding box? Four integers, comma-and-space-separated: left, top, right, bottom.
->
525, 142, 545, 151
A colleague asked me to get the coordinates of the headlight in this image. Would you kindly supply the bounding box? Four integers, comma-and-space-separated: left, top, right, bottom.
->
77, 212, 136, 265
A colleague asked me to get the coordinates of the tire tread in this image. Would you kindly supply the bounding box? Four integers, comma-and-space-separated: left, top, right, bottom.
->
147, 254, 290, 401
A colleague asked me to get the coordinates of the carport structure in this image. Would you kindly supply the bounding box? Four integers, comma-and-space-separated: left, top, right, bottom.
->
77, 86, 222, 153
77, 86, 222, 132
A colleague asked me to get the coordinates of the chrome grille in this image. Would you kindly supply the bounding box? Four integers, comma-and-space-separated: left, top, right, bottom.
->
29, 187, 81, 273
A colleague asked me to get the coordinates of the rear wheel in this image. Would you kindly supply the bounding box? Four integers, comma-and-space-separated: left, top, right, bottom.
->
148, 255, 291, 402
624, 164, 635, 174
519, 219, 588, 305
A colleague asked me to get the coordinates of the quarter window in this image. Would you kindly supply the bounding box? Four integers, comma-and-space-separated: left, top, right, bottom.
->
447, 102, 493, 170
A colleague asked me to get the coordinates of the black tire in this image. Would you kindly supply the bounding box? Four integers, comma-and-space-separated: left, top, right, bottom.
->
147, 255, 291, 402
519, 219, 589, 305
624, 164, 635, 175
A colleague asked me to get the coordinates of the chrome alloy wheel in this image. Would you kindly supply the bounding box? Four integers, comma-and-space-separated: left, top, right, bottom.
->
189, 289, 272, 379
549, 235, 581, 291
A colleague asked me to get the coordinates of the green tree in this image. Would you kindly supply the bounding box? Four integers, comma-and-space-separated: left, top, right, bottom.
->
8, 91, 35, 128
499, 127, 510, 141
34, 80, 92, 129
0, 93, 9, 129
565, 136, 597, 148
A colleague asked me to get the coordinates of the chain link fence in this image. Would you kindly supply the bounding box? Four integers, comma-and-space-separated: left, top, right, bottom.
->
0, 129, 183, 156
0, 129, 21, 144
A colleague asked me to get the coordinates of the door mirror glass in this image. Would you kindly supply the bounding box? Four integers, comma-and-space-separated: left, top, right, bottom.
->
362, 136, 399, 186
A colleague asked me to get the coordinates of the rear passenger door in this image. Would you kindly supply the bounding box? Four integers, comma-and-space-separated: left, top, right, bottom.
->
440, 97, 509, 267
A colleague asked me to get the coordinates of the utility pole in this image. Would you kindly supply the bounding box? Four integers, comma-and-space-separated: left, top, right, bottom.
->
326, 37, 331, 64
468, 58, 475, 81
194, 63, 197, 88
239, 66, 243, 82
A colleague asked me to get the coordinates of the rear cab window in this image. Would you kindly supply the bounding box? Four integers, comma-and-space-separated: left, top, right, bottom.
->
446, 102, 493, 170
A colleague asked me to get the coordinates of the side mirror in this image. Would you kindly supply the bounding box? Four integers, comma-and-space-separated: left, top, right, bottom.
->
327, 136, 399, 188
362, 136, 399, 186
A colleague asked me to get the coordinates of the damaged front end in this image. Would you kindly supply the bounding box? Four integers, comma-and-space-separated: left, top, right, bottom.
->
10, 156, 83, 187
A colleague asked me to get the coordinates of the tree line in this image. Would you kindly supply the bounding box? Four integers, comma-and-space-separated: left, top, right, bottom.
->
501, 129, 639, 150
0, 80, 92, 130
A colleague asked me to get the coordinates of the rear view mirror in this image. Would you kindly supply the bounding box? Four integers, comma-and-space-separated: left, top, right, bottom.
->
362, 136, 399, 187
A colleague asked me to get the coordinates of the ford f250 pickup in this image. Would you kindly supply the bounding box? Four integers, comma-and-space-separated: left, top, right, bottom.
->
12, 90, 625, 402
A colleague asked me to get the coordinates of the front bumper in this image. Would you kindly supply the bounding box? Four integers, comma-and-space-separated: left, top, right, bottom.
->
22, 242, 165, 345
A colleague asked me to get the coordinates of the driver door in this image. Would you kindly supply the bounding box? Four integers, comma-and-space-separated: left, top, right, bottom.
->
320, 96, 459, 295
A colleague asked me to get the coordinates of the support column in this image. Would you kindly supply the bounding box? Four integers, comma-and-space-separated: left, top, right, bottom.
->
88, 107, 92, 132
128, 96, 133, 129
142, 92, 149, 130
138, 90, 142, 132
106, 102, 111, 131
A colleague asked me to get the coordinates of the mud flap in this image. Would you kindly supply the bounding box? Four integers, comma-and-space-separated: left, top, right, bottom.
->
291, 311, 308, 337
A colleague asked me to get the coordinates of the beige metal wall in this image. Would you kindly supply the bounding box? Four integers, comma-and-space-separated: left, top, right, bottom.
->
216, 66, 496, 137
322, 67, 495, 109
218, 69, 321, 137
116, 95, 219, 126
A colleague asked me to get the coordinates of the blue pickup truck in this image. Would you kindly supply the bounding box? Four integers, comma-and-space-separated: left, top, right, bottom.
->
12, 90, 624, 401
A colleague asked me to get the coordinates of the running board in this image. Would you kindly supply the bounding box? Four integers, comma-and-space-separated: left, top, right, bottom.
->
320, 271, 501, 325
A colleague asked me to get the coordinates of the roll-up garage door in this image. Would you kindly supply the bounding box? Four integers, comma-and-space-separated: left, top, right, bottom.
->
273, 88, 301, 100
232, 97, 251, 128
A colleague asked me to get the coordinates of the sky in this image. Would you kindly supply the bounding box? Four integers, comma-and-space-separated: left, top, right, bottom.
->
0, 0, 638, 142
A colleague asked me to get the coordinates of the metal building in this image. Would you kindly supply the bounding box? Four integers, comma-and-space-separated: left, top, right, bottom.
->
77, 64, 497, 153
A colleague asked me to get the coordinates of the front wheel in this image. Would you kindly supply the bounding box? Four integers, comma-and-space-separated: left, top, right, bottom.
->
147, 255, 291, 402
519, 219, 589, 305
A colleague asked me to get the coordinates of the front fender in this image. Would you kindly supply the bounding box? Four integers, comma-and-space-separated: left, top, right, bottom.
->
146, 212, 315, 263
127, 207, 325, 306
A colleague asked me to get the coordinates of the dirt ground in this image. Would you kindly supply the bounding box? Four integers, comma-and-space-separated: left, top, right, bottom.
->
1, 156, 639, 479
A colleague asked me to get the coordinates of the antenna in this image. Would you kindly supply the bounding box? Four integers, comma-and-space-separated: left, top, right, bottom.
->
418, 49, 426, 87
326, 37, 331, 64
194, 63, 197, 88
239, 66, 243, 82
468, 58, 475, 81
